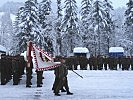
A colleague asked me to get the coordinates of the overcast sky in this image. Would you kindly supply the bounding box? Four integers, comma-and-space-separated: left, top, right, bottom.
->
0, 0, 128, 9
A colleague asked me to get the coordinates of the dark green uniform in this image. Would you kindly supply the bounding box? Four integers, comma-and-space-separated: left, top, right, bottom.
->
36, 70, 43, 87
130, 57, 133, 70
92, 56, 98, 70
79, 56, 88, 70
103, 57, 108, 70
97, 56, 103, 70
54, 63, 72, 96
12, 58, 20, 85
26, 60, 33, 87
121, 57, 126, 70
108, 57, 114, 70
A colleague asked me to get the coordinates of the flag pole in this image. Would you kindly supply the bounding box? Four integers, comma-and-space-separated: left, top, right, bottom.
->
72, 70, 83, 79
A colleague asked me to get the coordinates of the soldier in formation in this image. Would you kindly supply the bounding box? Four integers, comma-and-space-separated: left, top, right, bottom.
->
26, 56, 33, 87
53, 56, 73, 96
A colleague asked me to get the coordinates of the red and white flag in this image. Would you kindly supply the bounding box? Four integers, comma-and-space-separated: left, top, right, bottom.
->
32, 44, 60, 71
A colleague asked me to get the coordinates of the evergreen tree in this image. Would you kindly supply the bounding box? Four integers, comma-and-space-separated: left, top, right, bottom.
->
0, 13, 13, 49
12, 9, 23, 54
62, 0, 80, 55
55, 0, 63, 56
15, 0, 40, 53
91, 0, 106, 55
102, 0, 115, 55
80, 0, 95, 56
124, 0, 133, 54
38, 0, 53, 53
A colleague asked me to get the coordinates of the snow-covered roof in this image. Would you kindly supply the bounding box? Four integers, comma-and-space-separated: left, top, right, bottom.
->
73, 47, 89, 53
109, 47, 124, 53
0, 45, 7, 52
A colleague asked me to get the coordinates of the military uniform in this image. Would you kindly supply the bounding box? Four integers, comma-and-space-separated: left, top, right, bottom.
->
26, 60, 33, 87
103, 57, 108, 70
113, 58, 118, 70
54, 59, 73, 96
12, 58, 20, 85
92, 56, 98, 70
121, 57, 126, 70
36, 70, 43, 87
97, 56, 103, 70
130, 57, 133, 70
1, 56, 7, 85
108, 57, 114, 70
88, 57, 94, 70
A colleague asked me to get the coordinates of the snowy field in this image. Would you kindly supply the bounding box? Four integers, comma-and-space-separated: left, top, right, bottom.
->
1, 70, 133, 100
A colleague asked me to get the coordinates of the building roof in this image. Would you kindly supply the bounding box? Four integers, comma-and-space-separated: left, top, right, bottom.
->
73, 47, 89, 53
0, 45, 7, 52
109, 47, 124, 53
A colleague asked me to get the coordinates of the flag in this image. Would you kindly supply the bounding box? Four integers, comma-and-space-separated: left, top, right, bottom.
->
32, 44, 60, 71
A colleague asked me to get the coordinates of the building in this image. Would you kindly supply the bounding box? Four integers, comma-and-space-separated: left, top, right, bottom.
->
109, 47, 124, 57
73, 47, 90, 58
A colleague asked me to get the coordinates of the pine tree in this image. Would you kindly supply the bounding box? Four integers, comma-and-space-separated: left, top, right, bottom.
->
62, 0, 80, 55
55, 0, 63, 56
80, 0, 95, 55
124, 0, 133, 54
12, 8, 24, 54
0, 12, 13, 49
102, 0, 115, 55
91, 0, 106, 55
38, 0, 53, 53
15, 0, 40, 53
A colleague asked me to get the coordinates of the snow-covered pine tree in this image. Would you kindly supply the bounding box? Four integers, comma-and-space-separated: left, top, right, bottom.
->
80, 0, 96, 56
55, 0, 63, 56
0, 12, 13, 50
124, 0, 133, 55
11, 9, 23, 55
91, 0, 106, 56
102, 0, 115, 55
38, 0, 54, 54
62, 0, 80, 55
15, 0, 40, 53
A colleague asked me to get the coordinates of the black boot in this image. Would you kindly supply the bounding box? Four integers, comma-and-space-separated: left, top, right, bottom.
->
67, 91, 73, 95
37, 85, 42, 87
26, 85, 31, 88
55, 93, 61, 96
61, 89, 66, 92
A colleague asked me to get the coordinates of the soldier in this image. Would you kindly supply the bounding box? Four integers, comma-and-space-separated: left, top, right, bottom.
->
88, 56, 93, 70
81, 56, 88, 70
92, 56, 98, 70
125, 56, 130, 70
12, 57, 20, 85
121, 57, 126, 70
52, 56, 66, 92
1, 54, 7, 85
26, 57, 33, 87
36, 70, 43, 87
65, 57, 73, 70
97, 56, 103, 70
103, 56, 108, 70
130, 56, 133, 70
108, 57, 114, 70
113, 57, 118, 70
118, 57, 122, 69
53, 57, 73, 96
20, 56, 26, 75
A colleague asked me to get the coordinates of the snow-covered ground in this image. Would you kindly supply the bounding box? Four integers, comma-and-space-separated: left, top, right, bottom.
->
1, 70, 133, 100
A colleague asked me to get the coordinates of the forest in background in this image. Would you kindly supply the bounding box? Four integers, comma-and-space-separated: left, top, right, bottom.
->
0, 0, 132, 57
